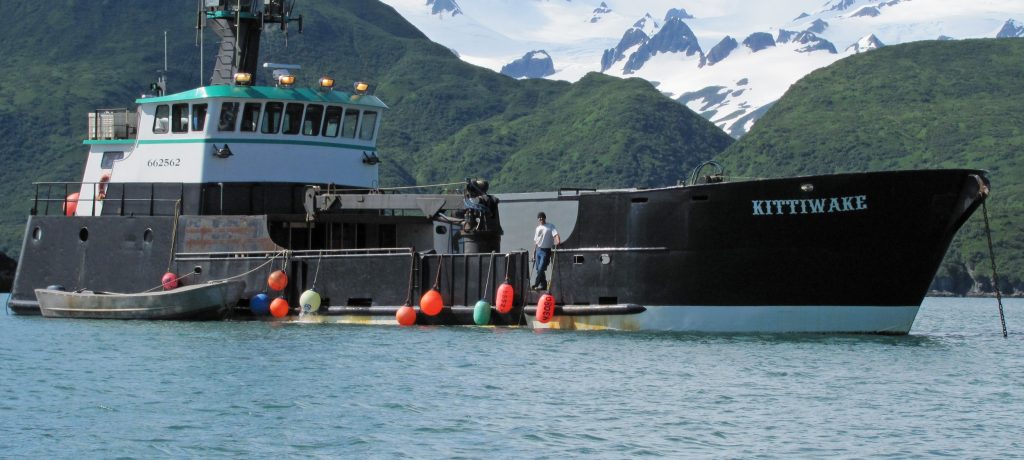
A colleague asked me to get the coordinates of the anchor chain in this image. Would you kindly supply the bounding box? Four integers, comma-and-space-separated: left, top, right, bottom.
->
981, 199, 1007, 338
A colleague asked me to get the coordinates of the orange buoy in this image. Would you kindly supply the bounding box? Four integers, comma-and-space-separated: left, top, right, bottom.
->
420, 289, 443, 316
396, 305, 417, 326
495, 282, 514, 314
63, 193, 79, 216
536, 293, 555, 324
267, 270, 288, 291
161, 272, 179, 290
269, 296, 290, 318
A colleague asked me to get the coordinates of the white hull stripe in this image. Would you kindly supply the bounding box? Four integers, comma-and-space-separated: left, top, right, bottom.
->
532, 305, 920, 333
297, 305, 920, 333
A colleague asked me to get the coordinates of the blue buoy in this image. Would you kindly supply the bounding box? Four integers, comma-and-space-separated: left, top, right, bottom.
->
250, 293, 271, 315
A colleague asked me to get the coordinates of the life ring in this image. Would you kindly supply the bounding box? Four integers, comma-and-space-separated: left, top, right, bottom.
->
97, 173, 111, 200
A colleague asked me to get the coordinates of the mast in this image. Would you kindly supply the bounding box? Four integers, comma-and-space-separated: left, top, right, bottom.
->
198, 0, 303, 86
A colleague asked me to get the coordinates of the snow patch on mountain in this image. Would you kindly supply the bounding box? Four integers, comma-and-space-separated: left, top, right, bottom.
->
846, 34, 885, 53
382, 0, 1024, 136
850, 6, 881, 18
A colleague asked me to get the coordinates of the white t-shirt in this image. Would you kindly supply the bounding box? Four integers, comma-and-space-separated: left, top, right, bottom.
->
534, 223, 559, 249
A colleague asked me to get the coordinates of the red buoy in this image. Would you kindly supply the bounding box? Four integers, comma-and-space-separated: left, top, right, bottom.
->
420, 289, 443, 316
267, 270, 288, 291
270, 297, 290, 318
161, 272, 179, 290
396, 305, 417, 326
495, 282, 514, 314
536, 293, 555, 324
64, 193, 79, 217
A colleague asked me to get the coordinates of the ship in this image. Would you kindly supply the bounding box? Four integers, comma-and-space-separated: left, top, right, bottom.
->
6, 0, 990, 333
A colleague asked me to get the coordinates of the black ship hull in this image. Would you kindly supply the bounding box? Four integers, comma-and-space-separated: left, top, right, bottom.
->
8, 169, 988, 333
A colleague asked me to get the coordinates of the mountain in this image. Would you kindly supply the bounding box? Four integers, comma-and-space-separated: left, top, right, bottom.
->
846, 34, 885, 53
427, 0, 462, 17
381, 0, 1024, 137
719, 39, 1024, 294
501, 50, 556, 78
0, 0, 733, 257
996, 19, 1024, 38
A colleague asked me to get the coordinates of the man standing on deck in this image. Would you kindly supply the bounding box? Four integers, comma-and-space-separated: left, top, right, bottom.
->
532, 212, 561, 290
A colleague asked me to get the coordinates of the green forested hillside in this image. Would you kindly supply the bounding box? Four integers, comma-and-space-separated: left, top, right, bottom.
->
720, 39, 1024, 293
0, 0, 732, 256
0, 2, 1018, 295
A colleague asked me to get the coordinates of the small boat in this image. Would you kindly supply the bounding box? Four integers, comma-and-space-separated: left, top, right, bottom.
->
34, 280, 245, 320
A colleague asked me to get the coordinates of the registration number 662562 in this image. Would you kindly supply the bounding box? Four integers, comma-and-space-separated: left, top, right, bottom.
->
146, 158, 181, 167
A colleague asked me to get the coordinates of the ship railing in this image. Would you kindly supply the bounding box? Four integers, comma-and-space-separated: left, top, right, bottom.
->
174, 248, 415, 261
87, 108, 137, 140
31, 181, 184, 217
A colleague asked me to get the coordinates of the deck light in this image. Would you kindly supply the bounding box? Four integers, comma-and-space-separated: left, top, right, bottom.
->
318, 76, 335, 91
233, 72, 253, 86
277, 74, 296, 87
353, 81, 369, 95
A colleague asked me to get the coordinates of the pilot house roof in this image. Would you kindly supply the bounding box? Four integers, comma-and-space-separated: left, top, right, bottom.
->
137, 85, 388, 109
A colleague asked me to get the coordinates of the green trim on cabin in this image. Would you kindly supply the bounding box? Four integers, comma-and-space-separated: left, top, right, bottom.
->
136, 86, 388, 109
205, 11, 258, 19
83, 139, 136, 145
86, 137, 378, 151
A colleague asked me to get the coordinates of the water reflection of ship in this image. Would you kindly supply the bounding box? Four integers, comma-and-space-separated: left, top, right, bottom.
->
7, 0, 989, 333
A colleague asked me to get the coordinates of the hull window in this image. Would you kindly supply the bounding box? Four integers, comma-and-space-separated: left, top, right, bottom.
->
359, 111, 378, 140
192, 103, 208, 131
322, 106, 342, 137
241, 102, 261, 132
341, 108, 359, 138
303, 104, 324, 136
262, 102, 283, 134
153, 105, 169, 134
101, 151, 124, 169
282, 103, 304, 135
171, 103, 189, 133
218, 102, 239, 131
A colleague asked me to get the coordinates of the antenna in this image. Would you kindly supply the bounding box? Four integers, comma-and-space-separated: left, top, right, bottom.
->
156, 30, 168, 95
196, 0, 205, 87
234, 0, 241, 79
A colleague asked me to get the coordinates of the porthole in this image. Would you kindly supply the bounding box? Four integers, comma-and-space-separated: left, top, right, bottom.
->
32, 226, 42, 241
79, 227, 89, 242
143, 228, 154, 244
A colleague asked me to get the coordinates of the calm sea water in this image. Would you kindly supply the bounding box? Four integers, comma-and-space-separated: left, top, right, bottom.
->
1, 296, 1021, 458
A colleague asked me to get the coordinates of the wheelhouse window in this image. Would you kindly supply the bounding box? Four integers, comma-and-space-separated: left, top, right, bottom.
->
171, 103, 189, 133
282, 103, 304, 135
303, 104, 324, 136
192, 103, 208, 132
241, 102, 261, 132
101, 151, 124, 169
153, 105, 169, 134
359, 111, 378, 140
218, 102, 239, 132
341, 108, 360, 138
322, 106, 343, 137
262, 102, 284, 134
